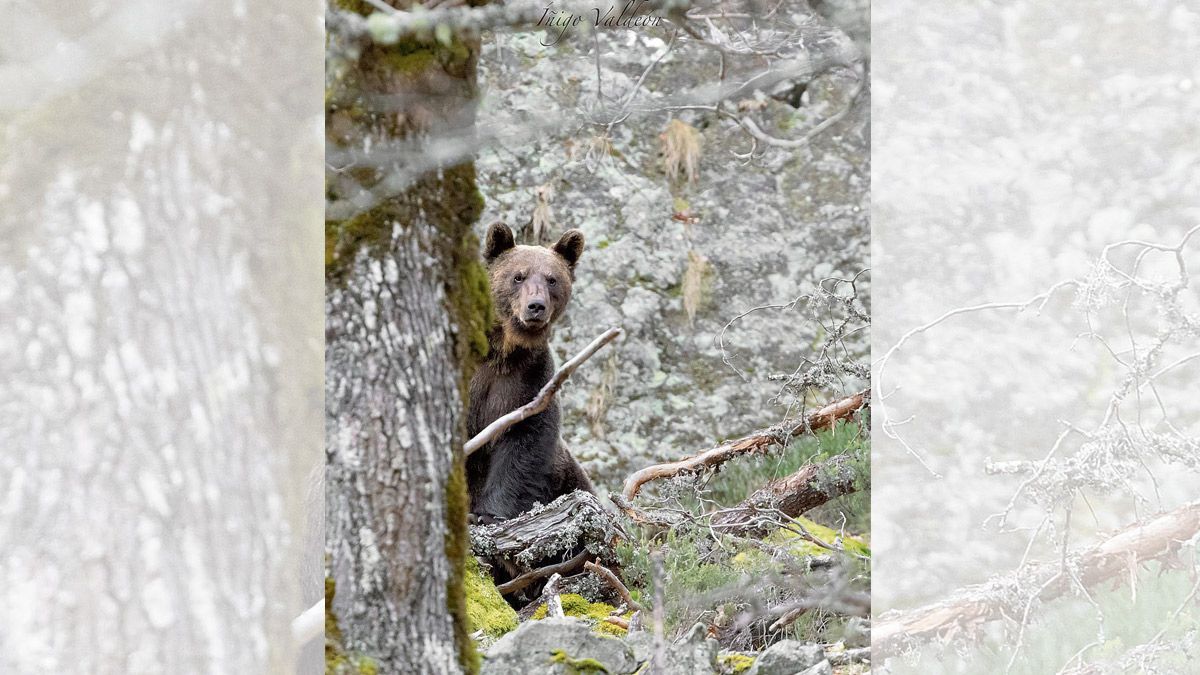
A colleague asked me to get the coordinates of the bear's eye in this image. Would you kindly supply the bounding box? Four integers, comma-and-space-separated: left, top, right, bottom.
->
547, 276, 557, 286
513, 274, 525, 284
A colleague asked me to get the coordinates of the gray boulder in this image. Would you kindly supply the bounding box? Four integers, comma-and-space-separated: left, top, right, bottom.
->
482, 618, 638, 675
664, 623, 719, 675
621, 623, 719, 674
795, 660, 832, 675
747, 640, 825, 675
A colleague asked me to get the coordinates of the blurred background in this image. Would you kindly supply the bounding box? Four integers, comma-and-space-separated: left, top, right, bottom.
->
0, 0, 323, 671
874, 0, 1200, 672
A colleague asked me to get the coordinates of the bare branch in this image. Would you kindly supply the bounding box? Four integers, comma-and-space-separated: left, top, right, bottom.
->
465, 327, 622, 455
584, 560, 643, 611
621, 389, 869, 500
495, 550, 592, 596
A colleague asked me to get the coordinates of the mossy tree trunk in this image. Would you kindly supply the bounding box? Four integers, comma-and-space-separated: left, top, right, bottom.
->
325, 2, 490, 673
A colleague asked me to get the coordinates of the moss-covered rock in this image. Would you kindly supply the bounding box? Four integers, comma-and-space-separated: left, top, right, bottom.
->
529, 593, 632, 637
548, 649, 613, 674
718, 652, 756, 675
483, 617, 638, 675
465, 556, 519, 639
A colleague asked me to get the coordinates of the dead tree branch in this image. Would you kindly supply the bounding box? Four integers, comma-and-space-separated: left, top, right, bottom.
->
585, 560, 643, 611
496, 552, 591, 596
874, 500, 1200, 653
711, 452, 865, 537
465, 327, 622, 456
621, 389, 869, 500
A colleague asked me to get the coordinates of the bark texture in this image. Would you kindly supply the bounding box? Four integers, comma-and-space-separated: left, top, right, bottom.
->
325, 4, 488, 672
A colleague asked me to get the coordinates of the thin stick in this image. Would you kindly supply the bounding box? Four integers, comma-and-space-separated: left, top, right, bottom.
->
494, 550, 592, 596
465, 327, 622, 456
584, 560, 643, 611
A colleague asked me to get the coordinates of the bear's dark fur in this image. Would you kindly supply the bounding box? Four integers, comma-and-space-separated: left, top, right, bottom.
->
466, 222, 595, 524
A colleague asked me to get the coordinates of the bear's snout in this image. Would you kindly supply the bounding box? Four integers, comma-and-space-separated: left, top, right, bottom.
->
524, 298, 547, 321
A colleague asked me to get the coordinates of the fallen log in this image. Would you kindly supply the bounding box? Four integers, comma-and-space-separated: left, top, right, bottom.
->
621, 389, 869, 501
711, 453, 866, 537
470, 490, 625, 568
874, 500, 1200, 654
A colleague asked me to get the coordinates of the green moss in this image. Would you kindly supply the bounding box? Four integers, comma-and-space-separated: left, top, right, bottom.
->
464, 556, 519, 638
718, 653, 756, 674
529, 593, 631, 637
769, 515, 871, 557
548, 649, 612, 674
325, 577, 383, 675
731, 517, 869, 571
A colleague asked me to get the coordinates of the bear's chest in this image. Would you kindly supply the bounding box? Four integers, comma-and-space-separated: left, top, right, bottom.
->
468, 351, 557, 434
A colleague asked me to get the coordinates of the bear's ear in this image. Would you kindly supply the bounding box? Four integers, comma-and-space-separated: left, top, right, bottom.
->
552, 229, 585, 271
484, 222, 515, 264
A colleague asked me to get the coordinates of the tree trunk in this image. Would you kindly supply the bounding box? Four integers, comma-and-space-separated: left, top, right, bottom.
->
0, 2, 321, 672
324, 3, 489, 672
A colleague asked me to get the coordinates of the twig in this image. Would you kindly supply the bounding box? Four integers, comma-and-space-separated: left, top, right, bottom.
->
584, 560, 643, 611
602, 616, 630, 630
465, 327, 622, 455
651, 549, 667, 671
621, 389, 869, 500
494, 550, 592, 596
290, 598, 323, 646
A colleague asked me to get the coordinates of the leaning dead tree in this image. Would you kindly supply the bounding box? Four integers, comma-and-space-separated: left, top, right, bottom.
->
622, 389, 869, 501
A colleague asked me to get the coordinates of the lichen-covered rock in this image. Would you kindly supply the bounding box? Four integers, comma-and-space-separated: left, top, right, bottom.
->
795, 660, 833, 675
482, 617, 638, 675
660, 622, 720, 675
746, 640, 825, 675
476, 19, 870, 490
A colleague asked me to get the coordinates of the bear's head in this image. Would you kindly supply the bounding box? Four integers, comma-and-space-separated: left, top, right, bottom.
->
483, 222, 584, 349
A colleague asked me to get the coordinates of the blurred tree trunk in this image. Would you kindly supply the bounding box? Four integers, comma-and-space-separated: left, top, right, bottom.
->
324, 3, 490, 672
0, 2, 321, 673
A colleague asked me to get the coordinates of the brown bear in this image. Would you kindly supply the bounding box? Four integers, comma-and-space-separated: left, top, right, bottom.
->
466, 222, 595, 524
